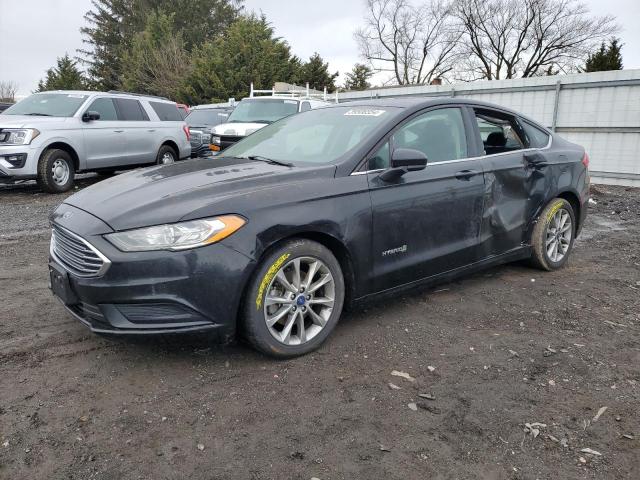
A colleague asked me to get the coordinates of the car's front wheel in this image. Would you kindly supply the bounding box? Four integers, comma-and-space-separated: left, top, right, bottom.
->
530, 198, 576, 270
36, 148, 75, 193
242, 239, 345, 358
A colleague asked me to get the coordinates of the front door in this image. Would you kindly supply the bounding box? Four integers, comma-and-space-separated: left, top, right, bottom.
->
81, 97, 128, 169
367, 107, 485, 292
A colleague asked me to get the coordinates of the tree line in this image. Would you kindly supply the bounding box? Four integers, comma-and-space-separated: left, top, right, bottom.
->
31, 0, 623, 104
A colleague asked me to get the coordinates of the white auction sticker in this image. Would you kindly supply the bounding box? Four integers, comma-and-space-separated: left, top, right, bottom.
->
344, 108, 386, 117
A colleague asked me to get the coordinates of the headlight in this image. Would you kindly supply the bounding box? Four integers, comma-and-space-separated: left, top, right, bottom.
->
105, 215, 246, 252
0, 128, 40, 145
211, 136, 221, 145
202, 133, 211, 144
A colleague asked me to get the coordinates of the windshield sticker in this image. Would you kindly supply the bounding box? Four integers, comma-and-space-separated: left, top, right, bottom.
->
67, 94, 87, 99
344, 108, 386, 117
284, 100, 298, 105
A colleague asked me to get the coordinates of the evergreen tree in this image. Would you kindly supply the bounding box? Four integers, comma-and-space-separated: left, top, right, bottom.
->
122, 11, 190, 101
79, 0, 242, 91
180, 15, 301, 104
36, 54, 88, 92
585, 38, 623, 72
344, 63, 374, 90
298, 53, 339, 92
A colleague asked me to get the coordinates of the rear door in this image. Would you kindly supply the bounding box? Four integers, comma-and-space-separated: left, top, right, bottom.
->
469, 107, 540, 257
81, 97, 128, 169
366, 106, 485, 292
114, 98, 156, 164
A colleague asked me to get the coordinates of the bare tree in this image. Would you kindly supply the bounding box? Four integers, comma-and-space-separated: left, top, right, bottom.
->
0, 81, 18, 102
453, 0, 618, 80
355, 0, 460, 85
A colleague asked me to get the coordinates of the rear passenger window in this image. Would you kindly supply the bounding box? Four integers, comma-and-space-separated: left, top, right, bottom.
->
300, 101, 311, 112
115, 98, 148, 121
86, 98, 117, 121
393, 107, 467, 162
150, 101, 183, 121
520, 120, 550, 148
473, 109, 525, 155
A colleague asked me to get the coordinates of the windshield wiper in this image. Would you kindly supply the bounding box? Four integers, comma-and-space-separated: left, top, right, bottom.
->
25, 113, 52, 116
244, 155, 293, 167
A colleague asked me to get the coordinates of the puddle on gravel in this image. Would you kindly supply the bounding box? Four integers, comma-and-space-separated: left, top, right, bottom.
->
578, 214, 627, 241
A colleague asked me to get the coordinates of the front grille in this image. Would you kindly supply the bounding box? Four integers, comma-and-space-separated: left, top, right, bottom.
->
189, 130, 203, 147
51, 226, 110, 277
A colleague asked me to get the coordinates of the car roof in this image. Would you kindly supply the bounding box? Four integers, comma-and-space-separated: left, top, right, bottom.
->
39, 90, 176, 104
329, 97, 546, 129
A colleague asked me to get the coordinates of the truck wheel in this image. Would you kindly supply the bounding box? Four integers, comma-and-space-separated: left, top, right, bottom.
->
36, 149, 75, 193
242, 238, 345, 358
156, 145, 177, 165
529, 198, 576, 271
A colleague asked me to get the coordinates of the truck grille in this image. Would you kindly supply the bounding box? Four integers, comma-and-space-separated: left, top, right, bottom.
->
51, 226, 110, 277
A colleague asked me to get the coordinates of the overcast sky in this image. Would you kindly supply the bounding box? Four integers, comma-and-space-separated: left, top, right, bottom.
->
1, 0, 639, 97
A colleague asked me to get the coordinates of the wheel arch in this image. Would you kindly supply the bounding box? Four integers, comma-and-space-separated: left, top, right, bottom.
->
41, 142, 80, 171
556, 190, 582, 233
160, 140, 179, 157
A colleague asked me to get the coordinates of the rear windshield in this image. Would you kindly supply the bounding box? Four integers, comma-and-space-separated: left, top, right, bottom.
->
226, 99, 298, 124
3, 93, 88, 117
150, 101, 183, 121
185, 109, 230, 126
222, 106, 396, 165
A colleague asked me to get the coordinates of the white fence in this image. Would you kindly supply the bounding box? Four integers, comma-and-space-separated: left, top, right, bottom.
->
337, 70, 640, 187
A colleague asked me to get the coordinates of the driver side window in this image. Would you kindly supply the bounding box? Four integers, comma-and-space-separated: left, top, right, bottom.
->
86, 98, 118, 121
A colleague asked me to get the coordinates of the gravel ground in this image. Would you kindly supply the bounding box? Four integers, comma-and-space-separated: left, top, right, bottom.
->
0, 178, 638, 480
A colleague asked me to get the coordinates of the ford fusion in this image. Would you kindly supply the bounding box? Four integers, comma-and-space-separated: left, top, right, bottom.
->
49, 98, 589, 358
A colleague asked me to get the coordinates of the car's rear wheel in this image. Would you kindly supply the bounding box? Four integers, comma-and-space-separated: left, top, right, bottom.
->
242, 238, 345, 358
156, 145, 177, 165
36, 148, 75, 193
530, 198, 576, 270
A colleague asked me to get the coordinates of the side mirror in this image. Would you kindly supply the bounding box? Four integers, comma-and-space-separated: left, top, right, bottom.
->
379, 148, 427, 182
82, 111, 100, 122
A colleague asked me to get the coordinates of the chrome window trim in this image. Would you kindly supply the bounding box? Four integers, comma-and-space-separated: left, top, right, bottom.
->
50, 225, 112, 278
351, 134, 553, 176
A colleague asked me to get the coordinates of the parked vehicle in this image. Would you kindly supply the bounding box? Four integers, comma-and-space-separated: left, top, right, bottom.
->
0, 90, 191, 192
49, 98, 589, 358
185, 104, 234, 158
176, 103, 190, 119
210, 84, 332, 152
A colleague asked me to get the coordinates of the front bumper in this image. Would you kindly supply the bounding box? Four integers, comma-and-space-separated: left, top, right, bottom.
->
48, 206, 255, 340
0, 145, 38, 181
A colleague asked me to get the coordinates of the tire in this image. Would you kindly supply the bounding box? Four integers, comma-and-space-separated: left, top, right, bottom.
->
36, 149, 75, 193
156, 145, 177, 165
241, 238, 345, 358
529, 198, 576, 271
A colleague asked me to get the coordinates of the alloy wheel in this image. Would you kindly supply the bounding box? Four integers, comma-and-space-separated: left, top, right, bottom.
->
263, 256, 335, 346
160, 152, 175, 164
545, 208, 572, 262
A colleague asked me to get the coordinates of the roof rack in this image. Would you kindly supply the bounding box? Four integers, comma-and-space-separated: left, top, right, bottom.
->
107, 90, 170, 101
249, 82, 338, 103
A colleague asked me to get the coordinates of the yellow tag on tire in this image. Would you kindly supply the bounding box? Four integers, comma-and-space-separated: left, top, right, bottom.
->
256, 254, 290, 309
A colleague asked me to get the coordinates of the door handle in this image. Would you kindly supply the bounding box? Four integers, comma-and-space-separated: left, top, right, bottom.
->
455, 169, 479, 181
113, 130, 124, 133
147, 129, 156, 132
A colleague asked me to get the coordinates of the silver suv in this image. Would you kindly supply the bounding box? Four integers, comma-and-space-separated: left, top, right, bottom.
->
0, 90, 191, 192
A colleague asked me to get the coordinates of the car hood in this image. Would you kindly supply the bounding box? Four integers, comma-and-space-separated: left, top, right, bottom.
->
64, 157, 336, 231
0, 114, 70, 128
211, 122, 268, 137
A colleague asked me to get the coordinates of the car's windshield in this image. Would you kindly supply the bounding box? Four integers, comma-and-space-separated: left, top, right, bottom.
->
221, 106, 396, 165
2, 93, 88, 117
186, 109, 230, 126
226, 99, 298, 124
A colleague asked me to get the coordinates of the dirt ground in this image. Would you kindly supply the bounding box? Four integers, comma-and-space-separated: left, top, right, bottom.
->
0, 178, 638, 480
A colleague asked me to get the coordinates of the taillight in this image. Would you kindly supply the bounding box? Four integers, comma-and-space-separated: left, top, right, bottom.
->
183, 125, 190, 141
582, 152, 589, 169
